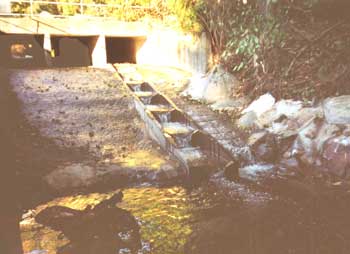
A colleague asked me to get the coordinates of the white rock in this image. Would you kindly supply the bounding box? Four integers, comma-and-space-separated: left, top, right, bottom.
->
182, 65, 239, 103
257, 99, 303, 127
323, 96, 350, 124
237, 111, 258, 129
242, 93, 276, 117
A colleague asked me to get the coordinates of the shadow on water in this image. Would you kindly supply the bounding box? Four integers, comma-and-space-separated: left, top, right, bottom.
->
20, 183, 350, 254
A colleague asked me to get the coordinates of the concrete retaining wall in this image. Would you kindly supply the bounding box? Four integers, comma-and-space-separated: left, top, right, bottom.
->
137, 30, 210, 74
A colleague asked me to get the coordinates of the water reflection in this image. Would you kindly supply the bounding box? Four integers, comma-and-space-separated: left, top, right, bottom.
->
21, 185, 350, 254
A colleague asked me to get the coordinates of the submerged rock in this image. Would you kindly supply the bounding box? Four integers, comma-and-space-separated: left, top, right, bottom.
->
45, 163, 97, 191
239, 164, 276, 182
35, 191, 141, 254
324, 96, 350, 124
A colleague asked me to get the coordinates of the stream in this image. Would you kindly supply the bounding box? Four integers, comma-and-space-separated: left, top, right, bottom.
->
20, 182, 350, 254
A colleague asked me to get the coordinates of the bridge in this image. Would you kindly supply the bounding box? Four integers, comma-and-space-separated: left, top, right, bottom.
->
0, 0, 210, 72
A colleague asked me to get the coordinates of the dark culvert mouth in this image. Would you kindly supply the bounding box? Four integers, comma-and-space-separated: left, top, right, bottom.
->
0, 33, 46, 68
105, 36, 146, 64
50, 35, 98, 67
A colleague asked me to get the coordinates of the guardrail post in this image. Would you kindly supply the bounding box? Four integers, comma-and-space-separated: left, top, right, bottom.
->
30, 0, 33, 17
80, 0, 83, 15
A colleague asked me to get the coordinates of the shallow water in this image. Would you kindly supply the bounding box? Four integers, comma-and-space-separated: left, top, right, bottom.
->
20, 186, 227, 254
20, 184, 350, 254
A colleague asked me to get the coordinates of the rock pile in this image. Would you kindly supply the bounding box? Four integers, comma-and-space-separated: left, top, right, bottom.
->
236, 94, 350, 181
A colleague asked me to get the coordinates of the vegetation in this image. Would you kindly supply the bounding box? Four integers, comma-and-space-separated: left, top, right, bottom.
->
194, 0, 350, 100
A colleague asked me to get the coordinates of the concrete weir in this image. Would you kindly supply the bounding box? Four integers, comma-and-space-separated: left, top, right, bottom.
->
119, 77, 217, 177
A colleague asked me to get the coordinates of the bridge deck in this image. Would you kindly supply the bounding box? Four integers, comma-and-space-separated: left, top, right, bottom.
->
0, 16, 148, 36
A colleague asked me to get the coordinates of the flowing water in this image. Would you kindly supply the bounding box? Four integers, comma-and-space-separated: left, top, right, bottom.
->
156, 111, 171, 123
20, 183, 350, 254
20, 186, 227, 254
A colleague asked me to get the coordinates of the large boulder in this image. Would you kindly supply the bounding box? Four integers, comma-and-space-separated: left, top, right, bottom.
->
257, 99, 303, 128
323, 96, 350, 124
284, 120, 340, 168
237, 93, 275, 129
242, 93, 276, 118
182, 65, 239, 103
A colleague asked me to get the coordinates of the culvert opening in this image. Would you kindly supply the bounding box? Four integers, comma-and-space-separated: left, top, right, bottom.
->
106, 36, 146, 64
50, 35, 98, 67
0, 33, 46, 68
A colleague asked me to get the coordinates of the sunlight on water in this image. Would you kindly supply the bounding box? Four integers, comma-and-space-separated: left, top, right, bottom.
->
119, 187, 192, 254
119, 150, 168, 170
20, 186, 220, 254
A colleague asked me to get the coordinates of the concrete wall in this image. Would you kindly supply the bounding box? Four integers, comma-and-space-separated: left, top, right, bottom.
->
0, 34, 46, 68
0, 1, 11, 13
137, 30, 210, 74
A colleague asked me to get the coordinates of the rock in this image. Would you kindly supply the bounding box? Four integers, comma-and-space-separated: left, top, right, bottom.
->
257, 99, 303, 127
267, 106, 323, 137
248, 132, 278, 163
289, 118, 323, 166
45, 163, 96, 191
239, 164, 275, 182
254, 142, 277, 163
323, 96, 350, 124
247, 131, 267, 146
236, 111, 258, 129
35, 191, 141, 254
210, 97, 248, 112
26, 250, 48, 254
161, 164, 179, 179
280, 158, 299, 171
242, 93, 275, 117
322, 135, 350, 177
182, 65, 239, 103
223, 160, 240, 181
343, 125, 350, 136
314, 123, 340, 152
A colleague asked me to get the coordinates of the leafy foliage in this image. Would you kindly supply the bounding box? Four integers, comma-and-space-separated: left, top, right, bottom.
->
11, 0, 200, 30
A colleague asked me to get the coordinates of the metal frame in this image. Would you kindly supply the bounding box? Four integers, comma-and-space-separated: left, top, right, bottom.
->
1, 0, 154, 18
